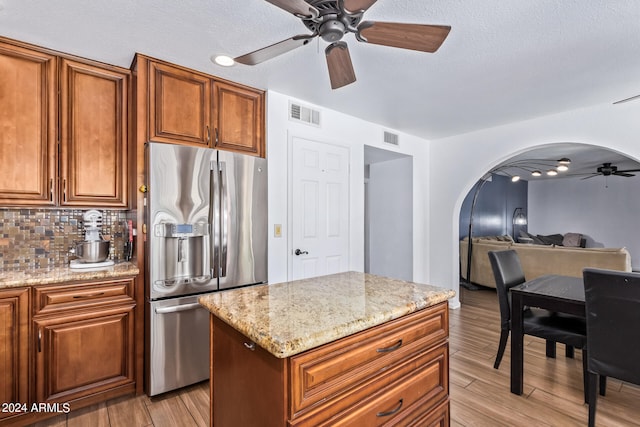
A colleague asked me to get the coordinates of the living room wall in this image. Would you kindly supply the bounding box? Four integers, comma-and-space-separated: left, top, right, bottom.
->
528, 175, 640, 269
459, 174, 528, 240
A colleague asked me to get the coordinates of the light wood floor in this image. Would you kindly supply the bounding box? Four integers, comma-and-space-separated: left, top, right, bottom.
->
28, 287, 640, 427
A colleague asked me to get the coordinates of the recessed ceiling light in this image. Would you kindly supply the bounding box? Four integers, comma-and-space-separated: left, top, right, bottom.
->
557, 164, 569, 172
558, 157, 571, 164
531, 170, 542, 177
211, 55, 235, 67
547, 169, 558, 176
511, 175, 520, 182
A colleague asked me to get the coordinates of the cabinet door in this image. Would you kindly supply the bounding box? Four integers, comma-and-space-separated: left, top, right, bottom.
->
59, 58, 129, 207
34, 303, 135, 403
0, 288, 29, 420
0, 41, 57, 205
149, 61, 211, 146
213, 81, 265, 157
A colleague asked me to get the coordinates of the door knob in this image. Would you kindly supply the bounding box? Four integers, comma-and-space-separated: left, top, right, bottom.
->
294, 249, 308, 256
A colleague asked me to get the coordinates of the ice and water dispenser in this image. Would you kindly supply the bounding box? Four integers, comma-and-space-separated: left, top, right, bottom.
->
152, 222, 211, 288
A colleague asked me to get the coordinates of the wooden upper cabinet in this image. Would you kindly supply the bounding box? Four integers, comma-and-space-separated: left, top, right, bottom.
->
213, 81, 265, 157
140, 56, 265, 156
0, 41, 57, 206
0, 288, 29, 421
148, 60, 212, 146
59, 58, 129, 207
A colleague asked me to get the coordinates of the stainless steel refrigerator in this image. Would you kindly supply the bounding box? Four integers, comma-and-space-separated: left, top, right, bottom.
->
145, 142, 267, 396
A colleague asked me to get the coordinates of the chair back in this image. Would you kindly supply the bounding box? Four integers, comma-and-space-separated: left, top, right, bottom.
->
583, 268, 640, 385
489, 250, 526, 329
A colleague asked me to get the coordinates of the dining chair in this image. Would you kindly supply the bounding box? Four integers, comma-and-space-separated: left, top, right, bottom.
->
583, 268, 640, 427
488, 250, 590, 400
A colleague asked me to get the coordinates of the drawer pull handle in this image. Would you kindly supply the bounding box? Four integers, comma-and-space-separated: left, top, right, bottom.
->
244, 342, 256, 351
376, 399, 403, 417
72, 292, 105, 299
377, 339, 403, 353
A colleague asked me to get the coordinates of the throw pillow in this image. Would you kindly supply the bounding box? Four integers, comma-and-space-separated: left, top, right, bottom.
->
521, 231, 545, 245
563, 232, 583, 247
537, 234, 564, 246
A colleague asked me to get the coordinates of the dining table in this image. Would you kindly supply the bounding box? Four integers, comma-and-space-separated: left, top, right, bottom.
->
509, 274, 585, 395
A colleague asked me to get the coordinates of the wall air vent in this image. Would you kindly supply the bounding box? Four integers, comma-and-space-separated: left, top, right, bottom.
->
383, 131, 399, 146
289, 101, 320, 127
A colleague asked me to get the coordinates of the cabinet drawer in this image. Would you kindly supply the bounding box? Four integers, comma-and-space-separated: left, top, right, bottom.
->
33, 278, 135, 316
294, 343, 448, 427
290, 303, 447, 417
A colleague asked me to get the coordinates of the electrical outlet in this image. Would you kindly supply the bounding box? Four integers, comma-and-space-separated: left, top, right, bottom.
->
274, 224, 282, 238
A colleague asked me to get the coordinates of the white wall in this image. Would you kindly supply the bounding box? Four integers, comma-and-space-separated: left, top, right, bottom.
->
368, 157, 414, 281
266, 91, 430, 285
429, 101, 640, 307
528, 176, 640, 268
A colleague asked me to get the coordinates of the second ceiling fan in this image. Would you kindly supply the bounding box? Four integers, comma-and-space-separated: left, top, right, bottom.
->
581, 162, 640, 180
234, 0, 451, 89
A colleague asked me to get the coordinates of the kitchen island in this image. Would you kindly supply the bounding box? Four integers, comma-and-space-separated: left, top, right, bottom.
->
198, 271, 455, 427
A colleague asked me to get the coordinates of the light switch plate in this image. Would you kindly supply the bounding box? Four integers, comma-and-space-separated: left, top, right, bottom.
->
274, 224, 282, 238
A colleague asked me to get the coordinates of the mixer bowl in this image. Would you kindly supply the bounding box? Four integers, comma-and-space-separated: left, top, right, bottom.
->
73, 240, 110, 263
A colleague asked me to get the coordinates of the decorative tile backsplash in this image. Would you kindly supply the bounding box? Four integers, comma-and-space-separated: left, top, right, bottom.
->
0, 208, 132, 272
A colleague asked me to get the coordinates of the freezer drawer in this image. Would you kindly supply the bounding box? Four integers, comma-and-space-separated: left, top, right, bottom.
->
148, 295, 210, 396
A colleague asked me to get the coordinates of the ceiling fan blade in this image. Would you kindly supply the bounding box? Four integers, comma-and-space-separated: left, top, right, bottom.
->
580, 174, 600, 180
235, 34, 316, 65
343, 0, 378, 13
616, 168, 640, 173
325, 41, 356, 89
357, 21, 451, 53
264, 0, 319, 18
614, 172, 635, 177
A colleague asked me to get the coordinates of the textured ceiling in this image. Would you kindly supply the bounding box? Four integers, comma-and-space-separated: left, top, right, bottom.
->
1, 0, 639, 143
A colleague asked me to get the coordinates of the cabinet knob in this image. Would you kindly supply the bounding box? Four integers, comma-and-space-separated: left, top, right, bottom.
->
243, 342, 256, 351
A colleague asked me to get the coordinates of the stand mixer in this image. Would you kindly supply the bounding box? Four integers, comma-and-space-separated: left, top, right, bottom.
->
69, 210, 114, 269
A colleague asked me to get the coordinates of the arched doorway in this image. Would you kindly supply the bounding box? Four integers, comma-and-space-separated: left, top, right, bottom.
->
458, 142, 640, 302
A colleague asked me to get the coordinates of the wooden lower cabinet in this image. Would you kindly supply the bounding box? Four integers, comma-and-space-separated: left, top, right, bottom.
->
32, 279, 136, 406
0, 288, 29, 422
0, 278, 138, 425
33, 303, 136, 404
211, 301, 450, 426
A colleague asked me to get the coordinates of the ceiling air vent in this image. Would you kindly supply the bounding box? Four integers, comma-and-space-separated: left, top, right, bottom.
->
383, 131, 399, 146
289, 102, 320, 127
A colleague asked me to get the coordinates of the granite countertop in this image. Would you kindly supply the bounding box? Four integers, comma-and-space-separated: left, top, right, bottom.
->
198, 271, 456, 358
0, 261, 139, 289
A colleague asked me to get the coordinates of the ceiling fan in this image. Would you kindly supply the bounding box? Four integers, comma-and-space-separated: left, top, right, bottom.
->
234, 0, 451, 89
581, 162, 640, 180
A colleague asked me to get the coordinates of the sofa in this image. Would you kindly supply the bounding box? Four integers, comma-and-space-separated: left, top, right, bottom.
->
460, 237, 632, 289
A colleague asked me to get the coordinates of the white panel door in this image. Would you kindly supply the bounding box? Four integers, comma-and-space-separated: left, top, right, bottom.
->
291, 137, 350, 280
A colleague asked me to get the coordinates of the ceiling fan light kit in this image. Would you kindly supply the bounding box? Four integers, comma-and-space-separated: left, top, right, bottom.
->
235, 0, 451, 89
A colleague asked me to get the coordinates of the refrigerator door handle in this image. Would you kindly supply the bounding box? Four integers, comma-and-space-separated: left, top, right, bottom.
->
210, 160, 220, 279
155, 302, 203, 314
220, 161, 228, 277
